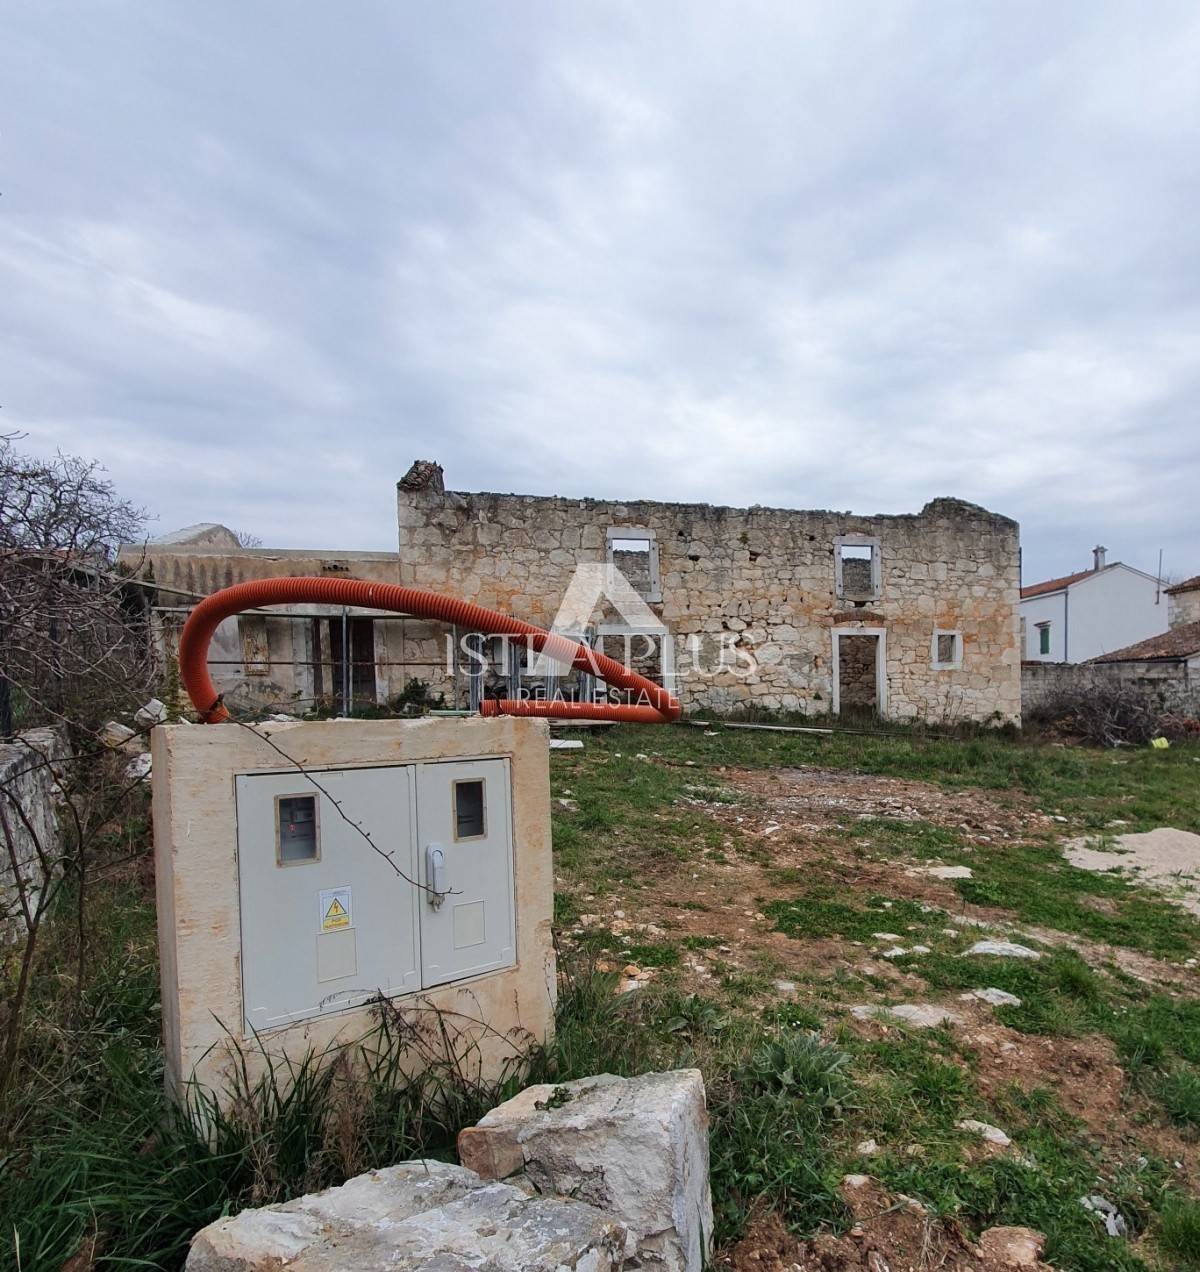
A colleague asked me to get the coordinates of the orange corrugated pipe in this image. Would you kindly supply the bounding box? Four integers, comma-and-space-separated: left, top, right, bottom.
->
177, 578, 681, 725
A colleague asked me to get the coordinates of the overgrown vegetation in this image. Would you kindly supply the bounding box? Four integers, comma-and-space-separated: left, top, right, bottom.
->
0, 855, 854, 1265
5, 720, 1200, 1268
550, 724, 1200, 1269
308, 678, 449, 720
1, 438, 162, 1130
0, 435, 153, 740
1026, 673, 1198, 749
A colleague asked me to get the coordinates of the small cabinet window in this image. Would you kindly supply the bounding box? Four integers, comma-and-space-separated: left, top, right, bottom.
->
276, 794, 319, 864
453, 779, 486, 840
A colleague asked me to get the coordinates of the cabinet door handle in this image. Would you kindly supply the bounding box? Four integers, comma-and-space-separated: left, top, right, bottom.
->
425, 842, 447, 908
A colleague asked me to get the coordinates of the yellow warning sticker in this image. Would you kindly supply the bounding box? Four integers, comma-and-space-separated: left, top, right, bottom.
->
319, 887, 352, 932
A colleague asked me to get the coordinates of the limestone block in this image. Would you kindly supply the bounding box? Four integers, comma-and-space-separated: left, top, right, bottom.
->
459, 1070, 712, 1272
977, 1225, 1046, 1266
186, 1161, 626, 1272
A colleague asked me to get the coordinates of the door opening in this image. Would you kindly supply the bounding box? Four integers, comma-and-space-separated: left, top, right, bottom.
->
312, 616, 377, 711
835, 631, 883, 720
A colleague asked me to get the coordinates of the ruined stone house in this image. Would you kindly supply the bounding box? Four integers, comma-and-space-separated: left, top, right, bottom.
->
116, 525, 421, 713
396, 462, 1022, 725
119, 471, 1021, 725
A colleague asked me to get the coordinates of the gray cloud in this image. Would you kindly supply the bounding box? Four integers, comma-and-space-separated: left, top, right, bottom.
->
2, 1, 1198, 584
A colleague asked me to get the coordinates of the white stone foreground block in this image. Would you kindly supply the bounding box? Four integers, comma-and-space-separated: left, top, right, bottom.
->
186, 1160, 627, 1272
458, 1070, 713, 1272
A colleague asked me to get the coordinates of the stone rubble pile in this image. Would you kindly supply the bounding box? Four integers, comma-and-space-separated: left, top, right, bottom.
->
186, 1069, 712, 1272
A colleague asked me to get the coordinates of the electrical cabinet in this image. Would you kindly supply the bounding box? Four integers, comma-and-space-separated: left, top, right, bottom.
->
235, 757, 514, 1034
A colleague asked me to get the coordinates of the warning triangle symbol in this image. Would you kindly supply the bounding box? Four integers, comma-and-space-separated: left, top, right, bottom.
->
325, 898, 347, 918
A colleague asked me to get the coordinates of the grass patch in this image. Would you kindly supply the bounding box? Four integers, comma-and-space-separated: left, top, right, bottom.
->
1108, 996, 1200, 1071
846, 816, 971, 858
1155, 1064, 1200, 1129
707, 1028, 851, 1239
765, 890, 943, 943
549, 749, 726, 890
601, 723, 1200, 831
856, 1033, 972, 1129
948, 842, 1200, 957
914, 946, 1115, 1036
626, 942, 681, 968
553, 890, 582, 927
8, 724, 1200, 1268
1160, 1194, 1200, 1267
853, 809, 1200, 959
861, 1071, 1153, 1271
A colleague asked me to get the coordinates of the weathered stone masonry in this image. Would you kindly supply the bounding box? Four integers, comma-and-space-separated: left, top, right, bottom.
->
397, 465, 1022, 725
1, 728, 68, 943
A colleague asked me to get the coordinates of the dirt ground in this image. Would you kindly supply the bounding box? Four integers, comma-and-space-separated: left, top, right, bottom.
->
577, 753, 1196, 992
722, 1178, 1052, 1271
577, 763, 1195, 997
561, 759, 1200, 1235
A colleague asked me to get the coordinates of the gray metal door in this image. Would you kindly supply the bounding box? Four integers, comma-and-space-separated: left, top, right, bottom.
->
416, 758, 515, 987
235, 765, 420, 1033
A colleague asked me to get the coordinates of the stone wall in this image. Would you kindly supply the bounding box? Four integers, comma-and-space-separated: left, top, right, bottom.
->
1169, 587, 1200, 629
838, 634, 879, 709
397, 469, 1022, 725
0, 728, 68, 943
1022, 659, 1200, 718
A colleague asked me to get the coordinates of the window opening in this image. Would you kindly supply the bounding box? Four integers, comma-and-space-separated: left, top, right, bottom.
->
277, 794, 319, 864
933, 630, 962, 668
1037, 623, 1051, 656
606, 528, 662, 603
834, 537, 880, 601
453, 779, 486, 840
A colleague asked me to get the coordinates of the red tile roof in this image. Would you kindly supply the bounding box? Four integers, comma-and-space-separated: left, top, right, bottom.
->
1165, 575, 1200, 596
1090, 620, 1200, 663
1020, 568, 1095, 600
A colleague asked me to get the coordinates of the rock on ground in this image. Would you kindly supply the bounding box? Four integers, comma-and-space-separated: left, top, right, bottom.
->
961, 987, 1023, 1006
958, 1118, 1013, 1147
185, 1161, 627, 1272
459, 1069, 712, 1272
851, 1003, 963, 1028
910, 864, 974, 879
1065, 828, 1200, 916
977, 1225, 1047, 1267
965, 940, 1042, 959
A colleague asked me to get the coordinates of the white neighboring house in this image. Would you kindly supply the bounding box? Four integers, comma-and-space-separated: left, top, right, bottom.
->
1020, 546, 1168, 663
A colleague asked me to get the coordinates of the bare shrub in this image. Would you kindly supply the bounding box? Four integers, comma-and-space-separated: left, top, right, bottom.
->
1026, 671, 1180, 747
0, 438, 159, 1115
0, 436, 155, 741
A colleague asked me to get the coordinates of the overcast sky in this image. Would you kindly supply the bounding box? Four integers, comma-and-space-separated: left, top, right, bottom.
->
3, 3, 1198, 584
